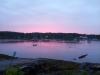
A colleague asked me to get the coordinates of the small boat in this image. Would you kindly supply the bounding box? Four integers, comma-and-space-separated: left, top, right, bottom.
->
78, 54, 88, 59
33, 44, 37, 46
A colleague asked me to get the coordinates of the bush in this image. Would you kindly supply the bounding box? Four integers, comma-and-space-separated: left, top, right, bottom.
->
5, 67, 24, 75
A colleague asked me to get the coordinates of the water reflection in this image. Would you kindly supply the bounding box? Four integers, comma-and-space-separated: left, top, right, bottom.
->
0, 41, 100, 63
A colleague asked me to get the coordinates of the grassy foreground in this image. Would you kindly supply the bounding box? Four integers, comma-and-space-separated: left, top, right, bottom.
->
0, 54, 100, 75
5, 58, 100, 75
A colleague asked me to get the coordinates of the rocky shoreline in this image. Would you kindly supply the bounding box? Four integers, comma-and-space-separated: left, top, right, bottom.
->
0, 54, 100, 75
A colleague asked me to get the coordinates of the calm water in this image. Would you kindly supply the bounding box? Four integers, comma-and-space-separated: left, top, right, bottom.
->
0, 41, 100, 63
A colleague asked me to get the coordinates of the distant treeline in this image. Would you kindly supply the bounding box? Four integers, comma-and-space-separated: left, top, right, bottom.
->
0, 31, 100, 41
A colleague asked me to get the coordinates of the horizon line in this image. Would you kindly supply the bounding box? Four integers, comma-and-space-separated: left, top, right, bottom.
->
0, 31, 100, 35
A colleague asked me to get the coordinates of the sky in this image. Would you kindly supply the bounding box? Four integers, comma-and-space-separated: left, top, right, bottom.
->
0, 0, 100, 34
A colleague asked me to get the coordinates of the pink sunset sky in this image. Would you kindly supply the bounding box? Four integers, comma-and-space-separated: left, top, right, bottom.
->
0, 0, 100, 34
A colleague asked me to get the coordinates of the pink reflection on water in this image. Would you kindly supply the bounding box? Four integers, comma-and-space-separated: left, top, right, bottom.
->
0, 41, 100, 63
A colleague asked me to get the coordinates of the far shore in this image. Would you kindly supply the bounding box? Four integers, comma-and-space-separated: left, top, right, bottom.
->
0, 39, 100, 44
0, 39, 80, 43
0, 39, 30, 43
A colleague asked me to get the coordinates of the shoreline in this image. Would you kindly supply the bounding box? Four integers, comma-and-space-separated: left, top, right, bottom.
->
0, 54, 100, 75
0, 39, 100, 43
0, 54, 100, 69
